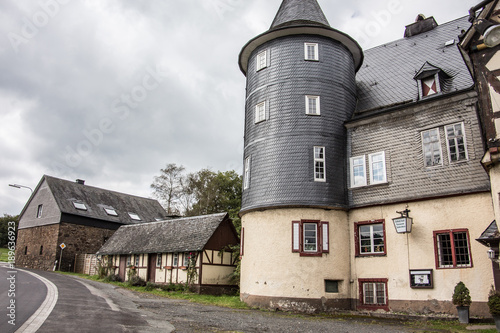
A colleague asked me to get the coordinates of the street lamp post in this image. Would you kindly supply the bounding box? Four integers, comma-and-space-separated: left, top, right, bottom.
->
8, 184, 33, 193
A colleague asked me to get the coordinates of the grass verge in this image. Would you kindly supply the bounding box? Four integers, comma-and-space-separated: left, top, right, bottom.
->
0, 247, 10, 262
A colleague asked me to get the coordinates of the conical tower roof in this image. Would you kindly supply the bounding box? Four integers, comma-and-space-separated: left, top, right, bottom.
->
239, 0, 363, 75
271, 0, 330, 29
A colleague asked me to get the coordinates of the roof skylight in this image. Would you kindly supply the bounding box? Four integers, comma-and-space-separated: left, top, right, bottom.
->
128, 213, 141, 221
104, 208, 118, 216
73, 202, 87, 211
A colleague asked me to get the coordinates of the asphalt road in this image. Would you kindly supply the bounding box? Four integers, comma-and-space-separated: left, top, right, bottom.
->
0, 268, 436, 332
0, 263, 47, 333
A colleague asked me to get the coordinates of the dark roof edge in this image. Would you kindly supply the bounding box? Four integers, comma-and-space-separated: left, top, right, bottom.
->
347, 87, 476, 126
239, 203, 348, 217
239, 25, 364, 75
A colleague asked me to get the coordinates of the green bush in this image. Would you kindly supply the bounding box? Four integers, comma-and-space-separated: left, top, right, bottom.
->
488, 286, 500, 316
127, 275, 146, 287
452, 281, 471, 307
103, 274, 121, 282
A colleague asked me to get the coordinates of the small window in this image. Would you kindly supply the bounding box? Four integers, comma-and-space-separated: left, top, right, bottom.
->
24, 246, 27, 255
183, 252, 190, 267
368, 152, 387, 184
172, 253, 179, 267
134, 255, 140, 267
39, 245, 43, 255
422, 128, 442, 167
314, 146, 326, 182
244, 157, 251, 190
104, 208, 118, 216
434, 229, 472, 269
359, 279, 388, 309
350, 155, 367, 187
128, 213, 141, 221
126, 255, 131, 266
304, 43, 319, 61
422, 76, 438, 97
292, 220, 329, 256
156, 254, 162, 267
325, 280, 339, 293
305, 95, 320, 115
355, 220, 386, 256
73, 202, 87, 211
36, 204, 43, 218
445, 123, 468, 162
256, 50, 268, 71
255, 101, 266, 123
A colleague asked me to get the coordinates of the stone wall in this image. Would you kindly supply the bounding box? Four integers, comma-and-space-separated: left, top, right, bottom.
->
16, 223, 60, 270
56, 222, 116, 271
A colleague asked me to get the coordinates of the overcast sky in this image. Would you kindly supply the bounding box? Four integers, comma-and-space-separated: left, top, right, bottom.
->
0, 0, 480, 216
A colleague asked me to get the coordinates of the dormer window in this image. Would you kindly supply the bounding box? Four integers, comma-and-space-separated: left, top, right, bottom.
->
128, 213, 141, 221
73, 202, 87, 211
414, 62, 451, 100
104, 208, 118, 216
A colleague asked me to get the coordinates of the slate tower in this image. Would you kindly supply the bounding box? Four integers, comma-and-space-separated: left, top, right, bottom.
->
238, 0, 363, 310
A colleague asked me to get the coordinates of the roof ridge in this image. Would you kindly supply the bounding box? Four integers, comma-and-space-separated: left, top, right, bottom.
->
119, 212, 227, 228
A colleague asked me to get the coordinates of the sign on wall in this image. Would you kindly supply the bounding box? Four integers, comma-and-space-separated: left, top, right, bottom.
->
409, 269, 433, 288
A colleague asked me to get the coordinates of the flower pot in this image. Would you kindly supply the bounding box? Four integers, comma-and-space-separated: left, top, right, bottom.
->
457, 306, 469, 324
494, 315, 500, 332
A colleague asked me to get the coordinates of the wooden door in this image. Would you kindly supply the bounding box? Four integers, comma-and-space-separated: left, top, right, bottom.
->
118, 256, 127, 281
147, 254, 156, 282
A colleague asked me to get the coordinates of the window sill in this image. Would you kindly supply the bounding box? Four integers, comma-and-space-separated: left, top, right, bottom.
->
355, 253, 386, 258
436, 265, 472, 270
349, 181, 388, 190
299, 252, 323, 257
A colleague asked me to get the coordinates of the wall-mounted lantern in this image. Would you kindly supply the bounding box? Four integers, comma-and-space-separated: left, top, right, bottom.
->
392, 208, 413, 234
488, 248, 496, 260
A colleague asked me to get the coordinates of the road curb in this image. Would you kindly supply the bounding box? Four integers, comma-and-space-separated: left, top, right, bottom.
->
14, 270, 58, 333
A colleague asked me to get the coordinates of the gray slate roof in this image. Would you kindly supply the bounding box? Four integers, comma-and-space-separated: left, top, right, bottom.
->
97, 213, 229, 255
354, 16, 473, 115
41, 175, 168, 225
271, 0, 330, 29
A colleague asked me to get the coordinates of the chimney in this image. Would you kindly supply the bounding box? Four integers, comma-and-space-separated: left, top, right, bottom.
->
76, 179, 85, 185
404, 15, 438, 38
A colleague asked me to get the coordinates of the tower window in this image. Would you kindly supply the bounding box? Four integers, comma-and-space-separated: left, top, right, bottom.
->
255, 101, 266, 123
368, 152, 387, 184
304, 43, 319, 61
305, 96, 320, 115
422, 128, 442, 167
350, 155, 367, 187
314, 146, 326, 182
445, 123, 468, 162
244, 157, 251, 189
256, 50, 268, 71
292, 220, 329, 256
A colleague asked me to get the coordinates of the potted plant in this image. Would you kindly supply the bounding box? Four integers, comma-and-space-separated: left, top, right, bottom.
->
452, 281, 472, 324
488, 286, 500, 331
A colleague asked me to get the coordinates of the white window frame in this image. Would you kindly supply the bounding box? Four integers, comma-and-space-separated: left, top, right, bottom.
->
172, 253, 178, 267
156, 253, 162, 267
303, 222, 318, 252
419, 73, 441, 99
104, 208, 118, 216
350, 155, 367, 187
314, 146, 326, 182
445, 122, 468, 163
304, 42, 319, 61
134, 255, 140, 267
305, 95, 320, 115
244, 157, 251, 189
183, 252, 190, 267
358, 223, 385, 254
255, 101, 266, 123
128, 212, 141, 221
362, 281, 387, 305
421, 128, 443, 167
256, 50, 268, 71
368, 152, 387, 184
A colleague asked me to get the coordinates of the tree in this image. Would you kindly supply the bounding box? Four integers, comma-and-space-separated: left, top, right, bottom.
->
0, 215, 19, 248
151, 163, 185, 215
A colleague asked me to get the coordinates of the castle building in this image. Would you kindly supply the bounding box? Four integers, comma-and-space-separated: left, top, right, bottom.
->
238, 0, 495, 316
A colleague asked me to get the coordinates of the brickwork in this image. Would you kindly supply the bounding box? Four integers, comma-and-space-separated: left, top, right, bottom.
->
16, 224, 60, 270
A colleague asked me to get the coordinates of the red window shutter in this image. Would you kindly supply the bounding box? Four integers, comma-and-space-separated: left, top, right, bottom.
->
321, 221, 329, 253
292, 221, 300, 252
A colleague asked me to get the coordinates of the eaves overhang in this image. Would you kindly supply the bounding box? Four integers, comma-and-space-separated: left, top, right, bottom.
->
238, 25, 364, 75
